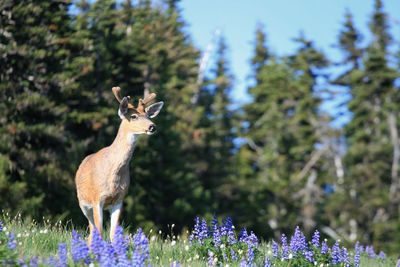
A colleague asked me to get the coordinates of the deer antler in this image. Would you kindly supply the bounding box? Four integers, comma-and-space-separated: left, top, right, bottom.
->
112, 86, 134, 109
137, 92, 156, 112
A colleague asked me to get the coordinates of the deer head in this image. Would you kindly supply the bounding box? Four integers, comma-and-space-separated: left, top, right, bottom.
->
112, 86, 164, 135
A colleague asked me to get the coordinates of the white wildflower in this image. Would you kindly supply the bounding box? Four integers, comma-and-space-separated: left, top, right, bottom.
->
171, 240, 176, 246
289, 253, 293, 259
150, 236, 156, 242
238, 249, 243, 255
194, 254, 200, 260
17, 233, 21, 238
185, 245, 189, 251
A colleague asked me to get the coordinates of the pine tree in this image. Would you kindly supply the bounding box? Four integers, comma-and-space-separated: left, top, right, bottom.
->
198, 36, 236, 214
0, 0, 93, 219
336, 0, 400, 252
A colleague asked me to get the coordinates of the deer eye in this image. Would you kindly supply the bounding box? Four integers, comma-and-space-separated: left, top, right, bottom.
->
131, 114, 139, 120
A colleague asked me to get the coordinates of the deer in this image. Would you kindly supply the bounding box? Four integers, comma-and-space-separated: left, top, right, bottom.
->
75, 86, 164, 244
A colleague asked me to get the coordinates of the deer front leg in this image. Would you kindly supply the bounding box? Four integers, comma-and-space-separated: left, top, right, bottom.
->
92, 202, 104, 237
109, 201, 122, 242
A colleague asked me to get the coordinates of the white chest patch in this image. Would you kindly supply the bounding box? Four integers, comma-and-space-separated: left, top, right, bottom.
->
127, 133, 138, 145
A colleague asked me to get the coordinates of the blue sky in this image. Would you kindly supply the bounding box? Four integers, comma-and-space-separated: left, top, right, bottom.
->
178, 0, 400, 125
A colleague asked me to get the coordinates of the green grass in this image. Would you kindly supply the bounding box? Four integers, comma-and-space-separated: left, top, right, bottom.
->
1, 212, 398, 266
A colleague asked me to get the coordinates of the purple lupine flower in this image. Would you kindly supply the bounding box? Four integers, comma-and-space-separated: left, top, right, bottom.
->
58, 243, 67, 267
231, 248, 238, 261
303, 250, 314, 263
189, 216, 201, 245
239, 228, 248, 243
71, 230, 90, 264
290, 226, 307, 255
378, 251, 386, 259
331, 241, 341, 265
264, 255, 271, 267
0, 219, 3, 232
239, 259, 248, 267
311, 229, 320, 248
29, 256, 39, 267
100, 240, 117, 267
341, 247, 350, 267
132, 228, 150, 263
113, 225, 129, 266
8, 233, 17, 250
247, 246, 255, 264
272, 240, 279, 258
91, 227, 104, 261
212, 222, 221, 249
366, 246, 376, 258
131, 249, 146, 266
321, 240, 329, 254
45, 255, 58, 266
220, 219, 227, 236
199, 218, 208, 244
354, 250, 360, 267
223, 251, 227, 260
281, 233, 289, 260
207, 250, 216, 267
354, 241, 364, 252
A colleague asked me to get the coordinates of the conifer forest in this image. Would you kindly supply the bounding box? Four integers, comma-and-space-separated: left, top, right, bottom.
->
1, 0, 400, 256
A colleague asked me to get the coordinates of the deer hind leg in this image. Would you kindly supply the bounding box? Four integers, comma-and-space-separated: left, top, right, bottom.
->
109, 201, 122, 242
80, 203, 95, 244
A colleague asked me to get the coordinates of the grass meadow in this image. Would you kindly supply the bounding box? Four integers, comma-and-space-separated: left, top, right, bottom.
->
0, 211, 398, 266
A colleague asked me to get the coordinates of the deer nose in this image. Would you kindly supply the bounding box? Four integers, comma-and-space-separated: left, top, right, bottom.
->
148, 124, 156, 133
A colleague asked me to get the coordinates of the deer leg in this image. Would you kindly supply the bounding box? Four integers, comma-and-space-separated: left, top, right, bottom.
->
92, 202, 104, 237
80, 204, 96, 245
109, 201, 122, 242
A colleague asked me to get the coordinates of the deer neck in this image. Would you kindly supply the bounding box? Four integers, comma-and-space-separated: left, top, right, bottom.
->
110, 120, 139, 167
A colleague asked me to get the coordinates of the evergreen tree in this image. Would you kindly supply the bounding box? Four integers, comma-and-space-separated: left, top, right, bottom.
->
238, 28, 329, 237
0, 0, 93, 219
200, 36, 236, 214
335, 0, 400, 253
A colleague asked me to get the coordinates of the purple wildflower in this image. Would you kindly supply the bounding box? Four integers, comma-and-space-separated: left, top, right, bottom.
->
239, 228, 248, 243
8, 233, 17, 250
281, 233, 289, 260
189, 216, 201, 245
45, 255, 58, 266
303, 250, 314, 263
272, 240, 279, 258
264, 255, 271, 267
321, 240, 329, 254
247, 246, 255, 264
354, 250, 360, 267
132, 228, 150, 263
354, 241, 364, 252
231, 248, 238, 261
226, 217, 236, 244
311, 229, 320, 248
29, 256, 39, 267
71, 230, 90, 264
199, 218, 208, 244
341, 247, 350, 267
290, 226, 307, 255
100, 240, 116, 267
331, 241, 341, 265
212, 222, 221, 249
207, 250, 216, 266
91, 227, 104, 261
113, 225, 129, 266
58, 243, 67, 267
366, 246, 376, 258
378, 251, 386, 259
0, 219, 3, 232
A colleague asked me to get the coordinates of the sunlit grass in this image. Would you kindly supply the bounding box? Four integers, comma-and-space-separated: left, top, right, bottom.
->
1, 211, 398, 266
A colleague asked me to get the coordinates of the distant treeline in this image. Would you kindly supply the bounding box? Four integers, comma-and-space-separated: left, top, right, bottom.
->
0, 0, 399, 255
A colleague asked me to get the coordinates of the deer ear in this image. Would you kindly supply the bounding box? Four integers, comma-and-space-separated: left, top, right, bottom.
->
118, 97, 129, 119
145, 101, 164, 118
